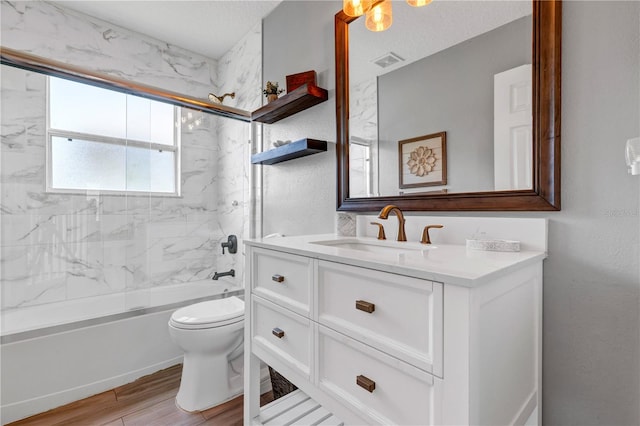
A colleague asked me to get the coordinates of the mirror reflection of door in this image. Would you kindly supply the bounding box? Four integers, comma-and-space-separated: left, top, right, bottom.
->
494, 64, 533, 190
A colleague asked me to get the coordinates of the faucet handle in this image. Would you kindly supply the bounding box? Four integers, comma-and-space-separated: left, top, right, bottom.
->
421, 225, 443, 244
370, 222, 386, 240
221, 235, 238, 254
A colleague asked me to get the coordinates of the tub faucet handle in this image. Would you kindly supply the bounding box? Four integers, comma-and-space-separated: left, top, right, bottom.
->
221, 235, 237, 254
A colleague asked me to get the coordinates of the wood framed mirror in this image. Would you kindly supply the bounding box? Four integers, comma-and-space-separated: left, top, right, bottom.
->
335, 0, 561, 211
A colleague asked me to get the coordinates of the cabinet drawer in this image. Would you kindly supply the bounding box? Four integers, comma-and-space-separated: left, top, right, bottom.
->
251, 295, 311, 379
250, 248, 313, 316
317, 260, 443, 376
318, 325, 441, 426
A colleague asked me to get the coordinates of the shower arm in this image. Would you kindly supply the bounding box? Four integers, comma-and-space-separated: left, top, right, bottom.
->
208, 92, 235, 104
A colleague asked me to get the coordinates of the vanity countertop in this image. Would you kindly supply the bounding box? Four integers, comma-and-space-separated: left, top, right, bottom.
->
245, 234, 546, 287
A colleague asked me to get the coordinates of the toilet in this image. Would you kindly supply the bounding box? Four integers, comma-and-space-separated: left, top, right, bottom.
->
168, 296, 245, 412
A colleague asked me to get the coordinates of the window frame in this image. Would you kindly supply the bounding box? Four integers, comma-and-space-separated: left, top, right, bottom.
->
45, 76, 182, 197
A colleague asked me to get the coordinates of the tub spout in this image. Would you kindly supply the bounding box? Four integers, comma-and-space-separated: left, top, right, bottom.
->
212, 269, 235, 280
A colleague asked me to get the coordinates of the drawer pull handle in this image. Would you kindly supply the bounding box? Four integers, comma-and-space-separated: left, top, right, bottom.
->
356, 375, 376, 393
355, 300, 375, 313
272, 274, 285, 283
272, 328, 285, 338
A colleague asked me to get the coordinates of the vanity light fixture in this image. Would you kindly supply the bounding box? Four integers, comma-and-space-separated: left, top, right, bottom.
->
343, 0, 372, 17
347, 0, 432, 33
366, 0, 393, 32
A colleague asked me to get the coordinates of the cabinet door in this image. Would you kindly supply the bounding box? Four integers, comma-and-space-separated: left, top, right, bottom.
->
318, 325, 442, 426
250, 247, 313, 317
316, 261, 443, 376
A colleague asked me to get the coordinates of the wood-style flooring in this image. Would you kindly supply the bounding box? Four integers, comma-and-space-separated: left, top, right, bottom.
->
8, 364, 274, 426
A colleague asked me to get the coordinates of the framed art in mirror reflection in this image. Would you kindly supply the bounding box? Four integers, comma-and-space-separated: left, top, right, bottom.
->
398, 131, 447, 189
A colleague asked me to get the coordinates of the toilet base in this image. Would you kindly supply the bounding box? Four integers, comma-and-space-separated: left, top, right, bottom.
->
175, 351, 242, 412
175, 388, 242, 413
175, 360, 271, 413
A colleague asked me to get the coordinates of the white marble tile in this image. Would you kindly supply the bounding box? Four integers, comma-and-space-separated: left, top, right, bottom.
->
1, 244, 68, 308
1, 0, 260, 311
155, 236, 217, 262
124, 195, 164, 216
2, 2, 219, 99
103, 241, 128, 291
336, 212, 357, 237
1, 214, 59, 246
139, 217, 185, 242
97, 214, 132, 242
65, 241, 113, 299
1, 123, 28, 152
1, 150, 45, 184
0, 273, 67, 310
100, 195, 128, 215
0, 183, 98, 216
217, 22, 262, 112
185, 213, 218, 237
350, 77, 378, 142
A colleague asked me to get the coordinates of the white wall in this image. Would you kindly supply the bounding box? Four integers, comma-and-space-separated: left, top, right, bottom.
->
260, 1, 640, 424
542, 2, 639, 424
261, 0, 341, 237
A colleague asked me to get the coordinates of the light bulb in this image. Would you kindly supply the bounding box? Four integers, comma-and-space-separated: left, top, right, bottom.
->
366, 0, 392, 32
407, 0, 432, 7
343, 0, 372, 17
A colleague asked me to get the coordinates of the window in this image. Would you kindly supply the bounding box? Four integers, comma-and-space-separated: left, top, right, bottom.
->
47, 77, 180, 195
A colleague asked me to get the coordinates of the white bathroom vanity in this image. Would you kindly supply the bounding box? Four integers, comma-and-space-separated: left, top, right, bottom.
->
243, 217, 546, 425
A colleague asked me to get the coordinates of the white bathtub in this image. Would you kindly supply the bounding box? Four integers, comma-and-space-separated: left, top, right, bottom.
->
0, 280, 244, 424
1, 280, 241, 339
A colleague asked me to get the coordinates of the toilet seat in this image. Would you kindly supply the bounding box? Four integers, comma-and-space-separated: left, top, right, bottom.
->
169, 296, 244, 330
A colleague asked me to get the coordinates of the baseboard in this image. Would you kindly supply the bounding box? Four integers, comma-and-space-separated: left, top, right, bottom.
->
3, 360, 272, 424
1, 356, 183, 425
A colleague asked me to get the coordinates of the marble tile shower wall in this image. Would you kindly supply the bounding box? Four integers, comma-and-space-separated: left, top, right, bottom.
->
1, 68, 222, 309
350, 77, 378, 144
0, 2, 260, 310
1, 2, 218, 99
214, 22, 262, 287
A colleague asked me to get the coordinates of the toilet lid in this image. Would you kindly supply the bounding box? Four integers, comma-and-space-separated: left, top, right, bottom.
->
170, 296, 244, 327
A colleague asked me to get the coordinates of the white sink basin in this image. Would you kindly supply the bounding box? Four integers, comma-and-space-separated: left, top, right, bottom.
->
310, 238, 436, 255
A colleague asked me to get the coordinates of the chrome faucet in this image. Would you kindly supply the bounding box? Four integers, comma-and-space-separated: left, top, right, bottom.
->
378, 205, 407, 242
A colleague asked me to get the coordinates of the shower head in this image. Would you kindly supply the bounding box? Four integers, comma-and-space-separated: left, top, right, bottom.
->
208, 92, 235, 104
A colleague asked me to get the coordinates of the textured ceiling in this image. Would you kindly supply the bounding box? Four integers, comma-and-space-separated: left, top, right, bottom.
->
50, 0, 282, 60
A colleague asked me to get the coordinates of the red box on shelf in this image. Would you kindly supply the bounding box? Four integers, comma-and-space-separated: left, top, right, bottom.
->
286, 70, 317, 93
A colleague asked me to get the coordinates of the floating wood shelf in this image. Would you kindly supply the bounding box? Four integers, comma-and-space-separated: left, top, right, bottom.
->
251, 84, 328, 124
251, 138, 327, 165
